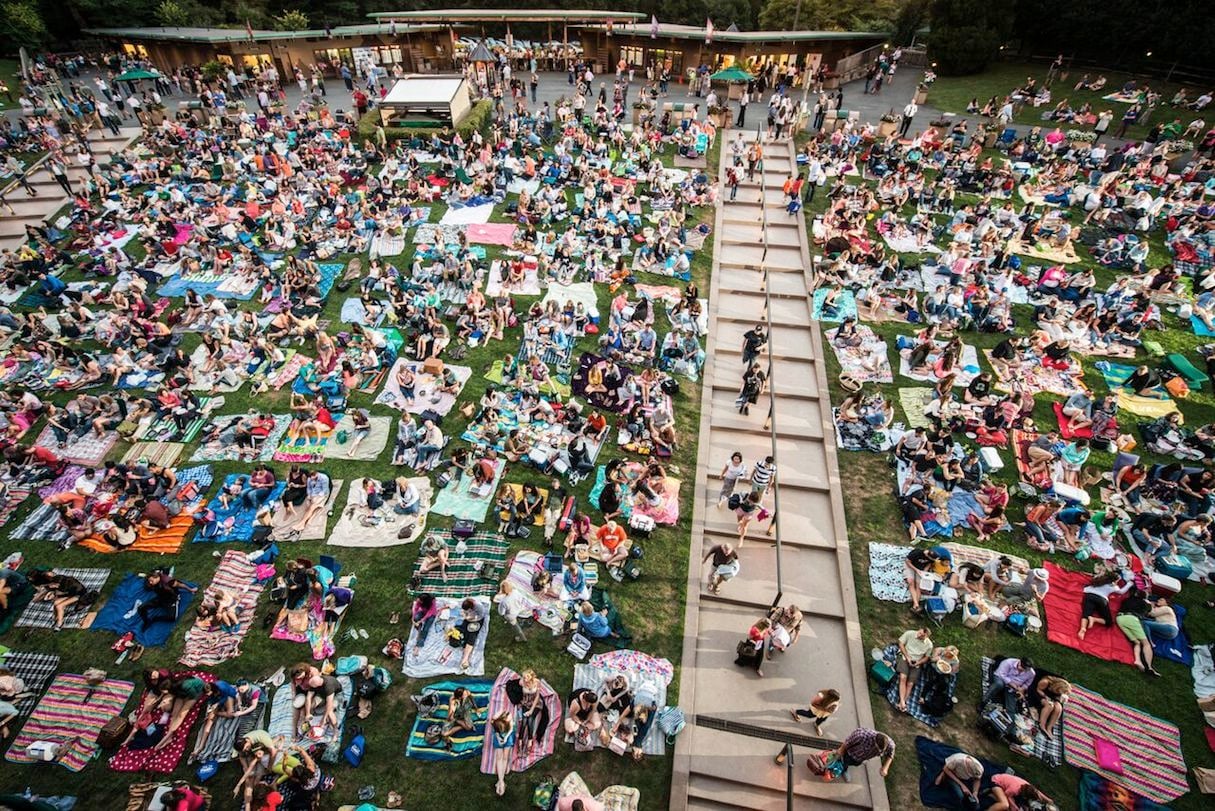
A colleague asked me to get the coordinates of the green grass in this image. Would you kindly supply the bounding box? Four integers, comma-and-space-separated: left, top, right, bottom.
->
0, 137, 720, 807
0, 59, 20, 112
798, 144, 1215, 808
925, 60, 1195, 141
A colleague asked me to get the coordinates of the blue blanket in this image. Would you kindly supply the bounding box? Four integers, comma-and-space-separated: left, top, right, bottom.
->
195, 473, 285, 543
916, 735, 1008, 809
404, 679, 492, 761
92, 573, 196, 647
1152, 603, 1193, 666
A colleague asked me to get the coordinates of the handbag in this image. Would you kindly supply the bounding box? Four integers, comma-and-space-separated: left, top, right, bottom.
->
97, 716, 130, 749
608, 735, 629, 756
736, 639, 758, 659
285, 607, 309, 634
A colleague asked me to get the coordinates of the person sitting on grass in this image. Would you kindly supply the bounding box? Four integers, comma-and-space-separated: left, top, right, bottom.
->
576, 600, 619, 642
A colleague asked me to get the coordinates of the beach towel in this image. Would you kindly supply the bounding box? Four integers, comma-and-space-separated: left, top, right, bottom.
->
405, 679, 493, 761
899, 339, 981, 386
1065, 684, 1189, 803
403, 596, 491, 677
1117, 390, 1180, 418
0, 651, 60, 721
586, 463, 681, 525
1078, 772, 1171, 811
569, 652, 670, 756
478, 667, 562, 774
915, 735, 1008, 809
466, 222, 517, 246
376, 358, 472, 417
1191, 315, 1215, 337
120, 442, 184, 467
897, 387, 934, 429
189, 414, 291, 462
91, 573, 196, 648
411, 530, 510, 599
979, 658, 1064, 766
484, 258, 541, 296
1149, 602, 1193, 666
430, 459, 505, 523
542, 281, 601, 319
811, 288, 858, 322
881, 643, 956, 727
440, 203, 495, 225
1012, 429, 1055, 489
503, 551, 572, 634
327, 477, 430, 547
197, 474, 286, 543
6, 673, 135, 771
413, 223, 466, 247
321, 415, 391, 461
556, 772, 641, 811
1041, 561, 1136, 665
33, 427, 117, 468
15, 567, 110, 629
266, 676, 352, 763
179, 550, 266, 666
109, 670, 215, 774
268, 480, 343, 541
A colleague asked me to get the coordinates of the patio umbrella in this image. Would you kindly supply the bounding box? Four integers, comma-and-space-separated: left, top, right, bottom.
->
115, 68, 163, 82
710, 65, 753, 83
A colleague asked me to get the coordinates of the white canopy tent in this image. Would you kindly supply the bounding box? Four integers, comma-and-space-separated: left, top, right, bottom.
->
379, 74, 472, 128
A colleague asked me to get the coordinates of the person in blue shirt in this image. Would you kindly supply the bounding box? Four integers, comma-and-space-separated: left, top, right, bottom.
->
576, 601, 618, 640
38, 271, 66, 299
1055, 506, 1091, 552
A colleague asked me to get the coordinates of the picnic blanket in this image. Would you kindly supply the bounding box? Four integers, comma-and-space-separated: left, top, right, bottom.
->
376, 358, 472, 416
880, 643, 956, 727
587, 463, 682, 525
440, 203, 495, 225
570, 353, 635, 413
91, 573, 197, 648
411, 530, 510, 598
198, 474, 286, 543
915, 735, 1008, 809
1078, 772, 1172, 811
898, 387, 934, 429
0, 485, 31, 529
0, 651, 60, 722
405, 679, 493, 761
569, 651, 671, 756
556, 772, 641, 811
478, 667, 562, 774
268, 479, 343, 541
430, 459, 505, 523
484, 359, 571, 399
78, 465, 214, 555
979, 657, 1065, 766
899, 339, 981, 386
1012, 429, 1055, 489
985, 350, 1087, 397
466, 222, 517, 246
403, 596, 491, 677
503, 551, 572, 634
1065, 684, 1189, 803
134, 398, 210, 443
33, 427, 117, 467
120, 441, 184, 467
6, 673, 135, 771
179, 550, 266, 666
1041, 561, 1136, 665
189, 692, 265, 765
327, 477, 430, 547
16, 567, 111, 629
266, 676, 352, 763
369, 231, 407, 259
269, 575, 354, 661
811, 288, 858, 322
189, 414, 291, 462
868, 542, 913, 602
109, 670, 215, 773
895, 460, 1010, 536
829, 325, 893, 383
321, 415, 391, 461
542, 281, 601, 319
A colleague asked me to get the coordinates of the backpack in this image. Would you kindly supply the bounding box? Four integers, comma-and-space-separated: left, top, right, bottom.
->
343, 726, 366, 766
727, 493, 742, 511
656, 705, 686, 743
1004, 613, 1028, 636
531, 776, 557, 810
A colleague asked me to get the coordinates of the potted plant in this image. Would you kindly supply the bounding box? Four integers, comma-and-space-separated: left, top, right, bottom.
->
708, 104, 732, 128
631, 100, 648, 127
1162, 139, 1194, 159
1067, 129, 1097, 150
914, 83, 928, 105
877, 110, 898, 138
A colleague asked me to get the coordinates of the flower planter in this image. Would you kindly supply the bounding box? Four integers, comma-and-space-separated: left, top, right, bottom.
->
914, 89, 927, 105
1070, 139, 1091, 150
631, 106, 642, 127
715, 110, 732, 129
877, 120, 898, 138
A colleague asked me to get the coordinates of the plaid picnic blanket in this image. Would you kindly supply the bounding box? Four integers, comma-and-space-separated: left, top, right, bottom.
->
6, 673, 135, 771
978, 657, 1064, 767
10, 502, 70, 544
411, 531, 509, 598
881, 644, 957, 728
179, 550, 266, 666
0, 486, 31, 529
15, 567, 111, 629
0, 651, 60, 720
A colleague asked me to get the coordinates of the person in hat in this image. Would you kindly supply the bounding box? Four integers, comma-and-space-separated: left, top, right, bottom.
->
1001, 567, 1050, 604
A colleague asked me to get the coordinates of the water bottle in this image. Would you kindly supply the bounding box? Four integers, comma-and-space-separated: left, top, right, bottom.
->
2, 552, 22, 570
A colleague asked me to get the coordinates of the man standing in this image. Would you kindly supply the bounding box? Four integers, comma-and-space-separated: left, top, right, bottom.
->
47, 157, 72, 196
737, 90, 748, 127
5, 155, 36, 196
900, 100, 918, 137
340, 63, 353, 92
1093, 109, 1113, 142
529, 72, 538, 104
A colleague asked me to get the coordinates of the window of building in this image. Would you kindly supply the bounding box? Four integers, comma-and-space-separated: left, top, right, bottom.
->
619, 45, 644, 67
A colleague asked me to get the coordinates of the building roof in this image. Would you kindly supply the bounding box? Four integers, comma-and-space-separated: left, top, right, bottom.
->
370, 9, 645, 23
85, 23, 446, 44
578, 22, 887, 44
382, 75, 466, 106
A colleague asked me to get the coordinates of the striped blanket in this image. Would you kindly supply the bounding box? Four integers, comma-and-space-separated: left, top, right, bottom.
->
10, 502, 70, 544
6, 673, 135, 771
135, 398, 211, 443
267, 677, 352, 763
120, 442, 185, 467
110, 671, 215, 773
405, 679, 492, 761
504, 551, 571, 634
0, 486, 31, 529
179, 550, 266, 666
0, 651, 60, 720
478, 667, 562, 775
1064, 684, 1189, 803
411, 531, 509, 599
570, 660, 669, 756
979, 658, 1064, 766
16, 567, 111, 629
403, 596, 490, 678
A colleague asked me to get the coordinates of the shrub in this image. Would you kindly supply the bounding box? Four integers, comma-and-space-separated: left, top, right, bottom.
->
927, 0, 1010, 75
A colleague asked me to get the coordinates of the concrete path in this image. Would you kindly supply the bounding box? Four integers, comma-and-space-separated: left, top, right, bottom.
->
0, 126, 142, 251
671, 132, 888, 810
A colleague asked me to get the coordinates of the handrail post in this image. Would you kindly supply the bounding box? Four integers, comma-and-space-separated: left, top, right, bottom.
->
785, 742, 795, 811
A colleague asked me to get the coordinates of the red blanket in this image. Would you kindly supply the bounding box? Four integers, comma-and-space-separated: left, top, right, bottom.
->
1012, 429, 1053, 489
1041, 562, 1135, 665
1053, 402, 1093, 439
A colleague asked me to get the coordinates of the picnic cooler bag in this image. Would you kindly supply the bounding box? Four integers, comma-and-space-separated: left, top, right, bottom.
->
1149, 569, 1184, 597
868, 659, 895, 692
1154, 555, 1192, 582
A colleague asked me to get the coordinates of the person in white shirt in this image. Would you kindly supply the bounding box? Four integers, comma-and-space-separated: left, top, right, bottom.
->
901, 101, 918, 137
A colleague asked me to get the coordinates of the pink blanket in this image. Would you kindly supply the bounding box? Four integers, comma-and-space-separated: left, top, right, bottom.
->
466, 222, 517, 246
478, 667, 562, 774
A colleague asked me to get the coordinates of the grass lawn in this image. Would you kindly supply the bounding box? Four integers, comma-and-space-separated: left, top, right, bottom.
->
0, 136, 720, 807
925, 60, 1197, 141
0, 59, 21, 111
799, 142, 1215, 808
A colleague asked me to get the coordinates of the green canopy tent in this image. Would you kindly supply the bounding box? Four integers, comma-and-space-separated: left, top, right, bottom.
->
114, 68, 163, 82
709, 65, 753, 103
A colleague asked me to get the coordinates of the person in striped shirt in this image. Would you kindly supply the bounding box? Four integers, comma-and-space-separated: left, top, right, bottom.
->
750, 455, 776, 497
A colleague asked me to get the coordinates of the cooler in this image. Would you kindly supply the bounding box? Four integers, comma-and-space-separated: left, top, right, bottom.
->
1149, 570, 1183, 597
1154, 554, 1193, 582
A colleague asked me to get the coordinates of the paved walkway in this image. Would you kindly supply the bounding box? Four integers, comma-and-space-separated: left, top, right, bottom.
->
671, 132, 888, 810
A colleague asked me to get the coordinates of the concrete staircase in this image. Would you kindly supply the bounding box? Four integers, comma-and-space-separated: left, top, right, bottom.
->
0, 126, 141, 251
672, 133, 889, 811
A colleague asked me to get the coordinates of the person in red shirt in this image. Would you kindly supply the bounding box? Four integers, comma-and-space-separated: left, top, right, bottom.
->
353, 89, 368, 117
159, 783, 207, 811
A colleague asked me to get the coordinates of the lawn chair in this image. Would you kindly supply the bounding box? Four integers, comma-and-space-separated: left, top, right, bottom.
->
996, 127, 1017, 151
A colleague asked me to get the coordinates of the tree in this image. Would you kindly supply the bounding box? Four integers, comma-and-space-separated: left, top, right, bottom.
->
891, 0, 928, 46
927, 0, 1009, 75
274, 9, 309, 30
758, 0, 899, 32
0, 0, 48, 49
155, 0, 191, 27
